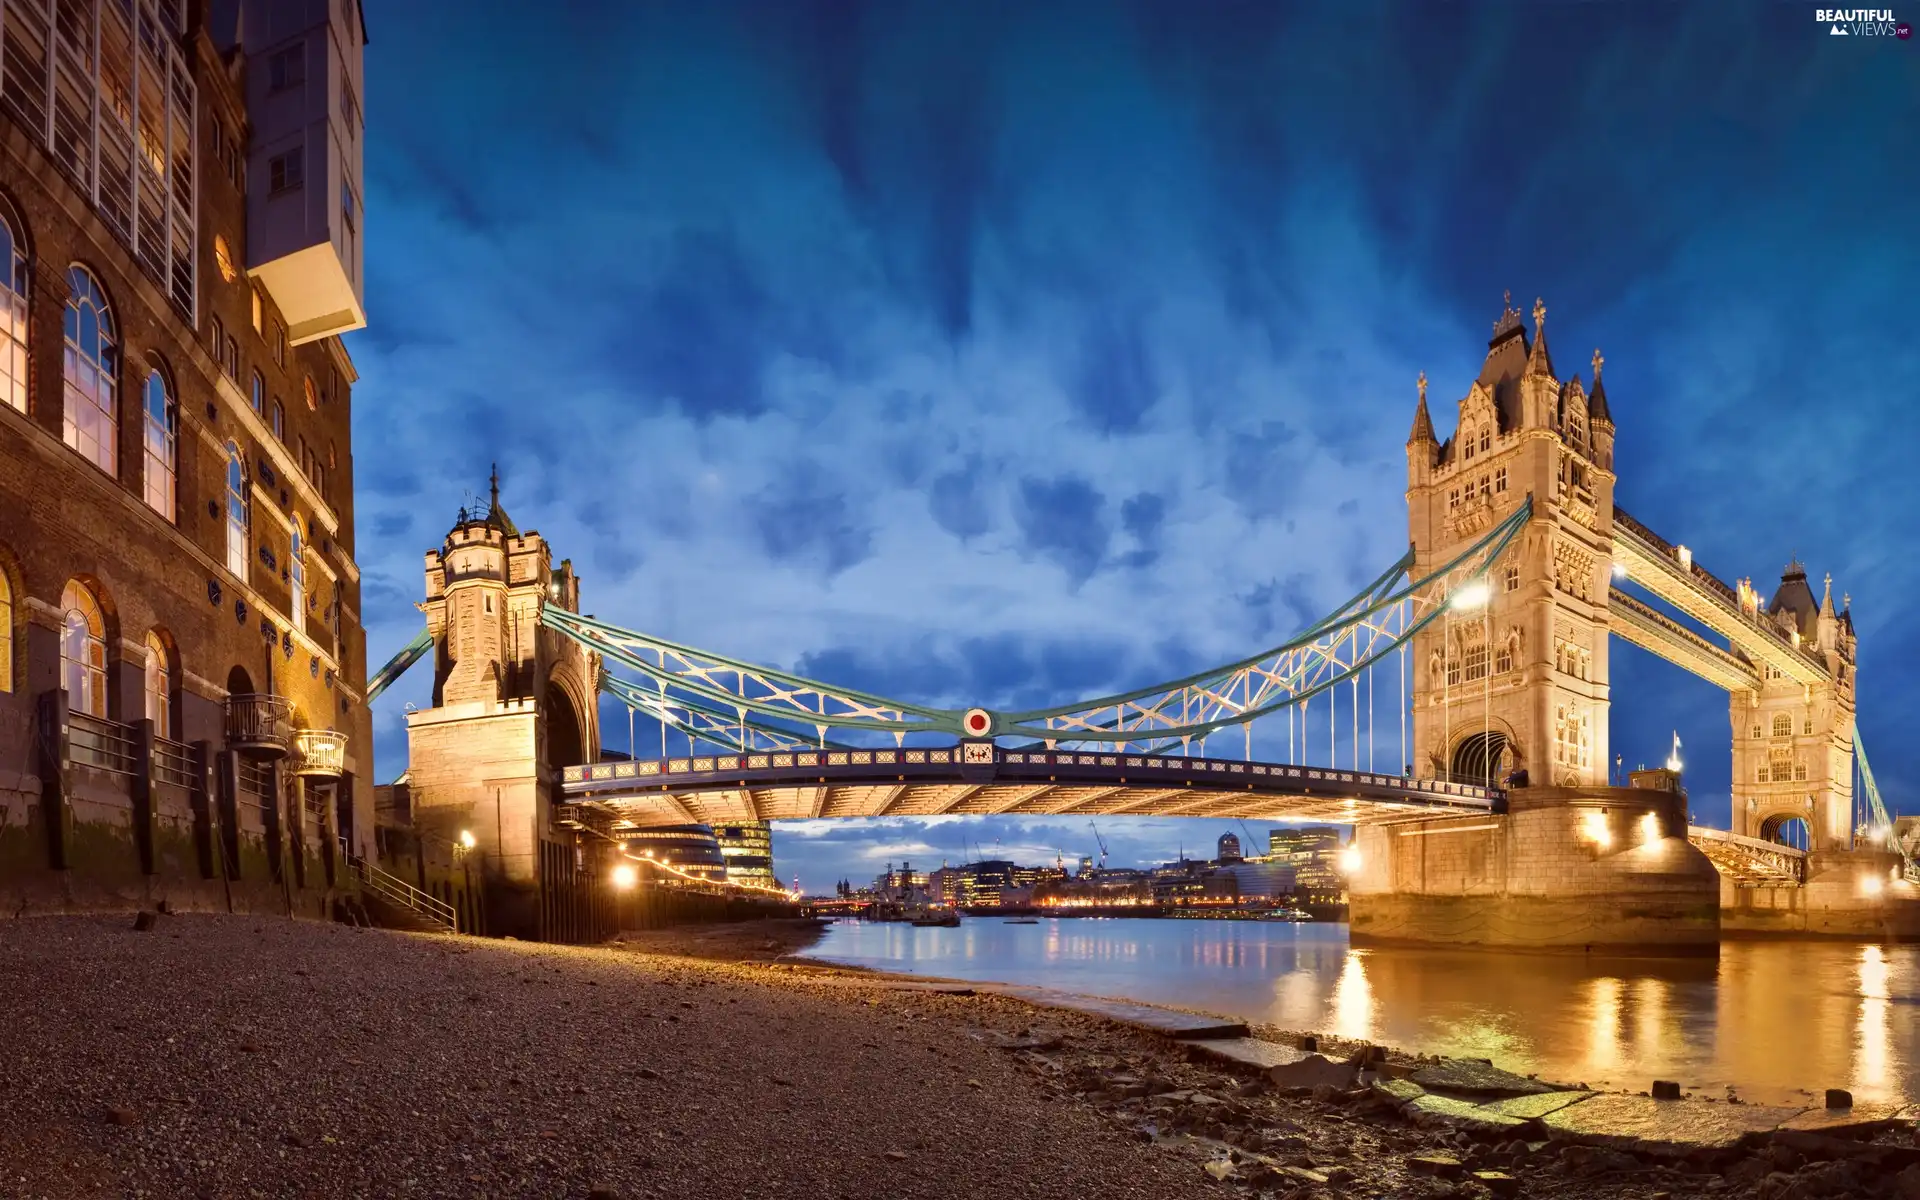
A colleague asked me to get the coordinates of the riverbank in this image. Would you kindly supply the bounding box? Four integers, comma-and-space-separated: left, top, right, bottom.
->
3, 915, 1916, 1199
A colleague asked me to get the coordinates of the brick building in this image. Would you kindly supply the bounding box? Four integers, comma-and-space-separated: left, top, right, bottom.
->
0, 0, 371, 915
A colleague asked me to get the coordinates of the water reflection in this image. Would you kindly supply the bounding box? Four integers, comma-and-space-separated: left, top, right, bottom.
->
811, 918, 1920, 1105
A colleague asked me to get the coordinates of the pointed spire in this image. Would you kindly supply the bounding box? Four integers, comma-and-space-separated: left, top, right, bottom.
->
1821, 573, 1834, 615
1587, 346, 1613, 425
490, 462, 500, 510
1525, 296, 1555, 377
1407, 370, 1436, 446
1490, 290, 1524, 342
485, 462, 520, 537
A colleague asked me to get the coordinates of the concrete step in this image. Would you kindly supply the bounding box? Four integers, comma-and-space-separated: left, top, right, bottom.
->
359, 890, 453, 935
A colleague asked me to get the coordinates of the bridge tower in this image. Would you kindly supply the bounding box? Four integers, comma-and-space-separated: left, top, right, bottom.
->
1727, 565, 1858, 852
399, 469, 602, 940
1406, 296, 1615, 788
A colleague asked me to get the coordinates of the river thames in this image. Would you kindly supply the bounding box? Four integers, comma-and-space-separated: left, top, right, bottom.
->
811, 918, 1920, 1106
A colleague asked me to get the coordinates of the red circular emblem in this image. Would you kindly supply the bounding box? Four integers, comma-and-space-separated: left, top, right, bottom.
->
963, 709, 991, 736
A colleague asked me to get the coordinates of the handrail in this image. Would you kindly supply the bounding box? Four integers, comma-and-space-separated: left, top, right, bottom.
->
1688, 825, 1807, 860
69, 711, 140, 775
291, 728, 348, 777
345, 843, 456, 930
152, 735, 199, 789
225, 693, 293, 749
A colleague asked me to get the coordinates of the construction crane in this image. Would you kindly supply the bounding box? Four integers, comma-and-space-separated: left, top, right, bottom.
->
1089, 821, 1111, 871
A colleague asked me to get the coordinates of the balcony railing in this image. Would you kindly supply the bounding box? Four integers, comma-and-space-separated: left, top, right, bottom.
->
70, 712, 139, 776
290, 729, 348, 778
225, 694, 293, 760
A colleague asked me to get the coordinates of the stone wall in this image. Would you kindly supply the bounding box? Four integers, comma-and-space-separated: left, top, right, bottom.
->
1347, 786, 1722, 953
1720, 852, 1920, 940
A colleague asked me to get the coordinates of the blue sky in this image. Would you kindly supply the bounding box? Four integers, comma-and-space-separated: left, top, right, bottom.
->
350, 2, 1919, 893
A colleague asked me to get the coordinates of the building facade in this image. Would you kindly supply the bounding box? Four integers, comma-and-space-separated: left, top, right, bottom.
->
0, 0, 371, 915
713, 819, 776, 890
1406, 296, 1615, 788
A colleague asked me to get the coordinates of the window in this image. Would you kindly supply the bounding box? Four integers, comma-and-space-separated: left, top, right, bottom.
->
141, 367, 176, 521
1756, 765, 1766, 783
274, 321, 287, 366
251, 369, 265, 413
210, 313, 225, 357
62, 266, 118, 475
1477, 475, 1491, 500
1554, 705, 1589, 769
1803, 717, 1813, 735
1446, 649, 1461, 688
290, 518, 306, 635
1504, 564, 1520, 593
1479, 430, 1491, 454
268, 45, 305, 90
484, 594, 494, 615
59, 581, 108, 718
1494, 467, 1508, 495
1448, 488, 1460, 510
1793, 762, 1807, 782
1772, 713, 1792, 738
251, 288, 263, 334
1, 199, 27, 412
272, 399, 285, 441
224, 333, 239, 379
1463, 641, 1488, 683
1751, 724, 1762, 740
341, 81, 359, 141
1768, 750, 1792, 783
1494, 638, 1514, 675
144, 631, 172, 738
341, 181, 358, 280
214, 234, 236, 283
304, 375, 319, 411
225, 442, 250, 580
269, 148, 304, 194
0, 566, 12, 692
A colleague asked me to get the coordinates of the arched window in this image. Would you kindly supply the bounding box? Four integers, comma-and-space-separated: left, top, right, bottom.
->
251, 369, 265, 414
60, 581, 107, 718
141, 365, 177, 520
144, 631, 173, 738
1771, 713, 1792, 738
63, 266, 118, 474
303, 375, 318, 411
0, 561, 12, 693
225, 441, 250, 580
289, 517, 306, 635
0, 196, 27, 413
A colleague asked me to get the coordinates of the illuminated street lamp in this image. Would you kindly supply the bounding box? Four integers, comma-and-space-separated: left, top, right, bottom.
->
459, 829, 477, 851
1339, 844, 1362, 874
612, 862, 638, 890
1449, 581, 1491, 611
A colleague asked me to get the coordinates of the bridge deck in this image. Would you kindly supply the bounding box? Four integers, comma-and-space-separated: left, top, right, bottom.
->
560, 745, 1504, 828
1686, 825, 1807, 887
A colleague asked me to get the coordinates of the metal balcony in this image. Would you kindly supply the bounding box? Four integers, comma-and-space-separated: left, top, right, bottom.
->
225, 694, 293, 760
290, 728, 348, 778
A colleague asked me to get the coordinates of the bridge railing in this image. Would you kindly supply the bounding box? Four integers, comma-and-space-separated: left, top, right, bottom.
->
344, 840, 456, 931
1688, 826, 1806, 860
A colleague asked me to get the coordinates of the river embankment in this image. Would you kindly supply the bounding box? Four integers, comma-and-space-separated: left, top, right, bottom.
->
2, 913, 1916, 1199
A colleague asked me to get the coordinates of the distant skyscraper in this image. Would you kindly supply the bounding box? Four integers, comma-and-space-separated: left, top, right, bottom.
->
714, 820, 777, 890
1217, 831, 1243, 863
1269, 826, 1344, 893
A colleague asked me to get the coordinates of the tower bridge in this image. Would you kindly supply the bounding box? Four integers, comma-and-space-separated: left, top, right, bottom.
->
374, 295, 1914, 947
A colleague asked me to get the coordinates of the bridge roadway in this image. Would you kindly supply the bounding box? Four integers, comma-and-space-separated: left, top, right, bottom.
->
558, 744, 1505, 828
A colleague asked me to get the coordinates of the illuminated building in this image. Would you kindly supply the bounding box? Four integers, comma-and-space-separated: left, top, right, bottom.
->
1217, 831, 1244, 862
614, 824, 728, 883
714, 820, 777, 890
1269, 825, 1347, 903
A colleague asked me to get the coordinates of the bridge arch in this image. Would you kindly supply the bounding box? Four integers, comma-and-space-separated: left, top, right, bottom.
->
1757, 811, 1812, 852
542, 678, 589, 773
1448, 719, 1521, 786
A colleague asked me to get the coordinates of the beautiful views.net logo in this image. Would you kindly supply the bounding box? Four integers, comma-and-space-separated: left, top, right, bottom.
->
1815, 7, 1911, 35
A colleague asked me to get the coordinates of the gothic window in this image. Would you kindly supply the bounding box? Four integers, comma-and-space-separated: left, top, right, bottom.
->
0, 196, 27, 412
60, 580, 108, 718
1772, 713, 1792, 738
290, 518, 306, 635
1751, 724, 1762, 740
144, 631, 172, 739
1448, 488, 1460, 510
1554, 706, 1590, 769
1478, 475, 1491, 500
1464, 436, 1475, 462
1568, 409, 1585, 446
1446, 648, 1461, 687
224, 442, 250, 580
1494, 638, 1513, 674
1756, 765, 1766, 783
141, 365, 177, 521
1479, 430, 1491, 454
1768, 749, 1792, 782
1504, 565, 1519, 592
1464, 641, 1488, 682
1793, 762, 1807, 782
1494, 467, 1508, 495
1803, 717, 1813, 735
63, 265, 118, 475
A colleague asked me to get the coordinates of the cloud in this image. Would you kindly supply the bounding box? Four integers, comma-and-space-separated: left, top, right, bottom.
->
352, 2, 1920, 886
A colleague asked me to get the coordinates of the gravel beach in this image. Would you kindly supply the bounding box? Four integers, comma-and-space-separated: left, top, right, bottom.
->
0, 913, 1211, 1200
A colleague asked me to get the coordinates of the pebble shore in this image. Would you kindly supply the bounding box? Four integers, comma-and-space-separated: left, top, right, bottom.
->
3, 912, 1917, 1200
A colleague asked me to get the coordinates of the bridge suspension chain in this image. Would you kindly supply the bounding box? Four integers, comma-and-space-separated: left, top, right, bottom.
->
541, 499, 1531, 757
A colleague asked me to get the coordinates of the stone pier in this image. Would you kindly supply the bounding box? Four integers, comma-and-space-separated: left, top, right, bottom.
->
1720, 850, 1920, 940
1347, 787, 1722, 954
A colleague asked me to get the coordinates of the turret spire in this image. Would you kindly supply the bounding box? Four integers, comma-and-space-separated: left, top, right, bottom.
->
1821, 573, 1834, 615
1524, 296, 1555, 377
1407, 370, 1436, 446
1587, 346, 1613, 425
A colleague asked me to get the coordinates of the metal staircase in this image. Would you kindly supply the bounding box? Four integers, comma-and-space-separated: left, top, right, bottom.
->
343, 841, 457, 933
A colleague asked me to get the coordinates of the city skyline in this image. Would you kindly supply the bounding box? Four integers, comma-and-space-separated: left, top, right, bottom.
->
350, 3, 1918, 890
